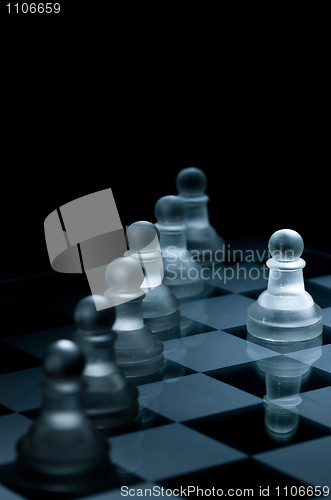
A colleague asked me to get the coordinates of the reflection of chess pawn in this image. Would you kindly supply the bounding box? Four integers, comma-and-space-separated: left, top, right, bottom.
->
104, 257, 164, 378
16, 340, 111, 495
247, 333, 322, 442
154, 195, 204, 300
176, 167, 225, 264
73, 295, 138, 430
126, 221, 180, 341
264, 405, 300, 442
262, 356, 307, 442
247, 229, 323, 342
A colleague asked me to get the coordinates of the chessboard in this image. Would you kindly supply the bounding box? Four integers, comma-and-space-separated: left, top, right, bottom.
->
2, 240, 331, 499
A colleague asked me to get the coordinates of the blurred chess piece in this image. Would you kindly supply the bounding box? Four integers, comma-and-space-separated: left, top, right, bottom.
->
247, 229, 323, 342
125, 221, 181, 341
73, 295, 138, 431
16, 340, 112, 495
154, 195, 204, 300
176, 167, 225, 265
104, 256, 164, 378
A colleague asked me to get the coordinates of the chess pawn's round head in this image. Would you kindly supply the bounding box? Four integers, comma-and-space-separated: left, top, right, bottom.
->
74, 295, 115, 333
105, 256, 144, 295
44, 339, 85, 379
126, 221, 160, 253
176, 167, 207, 197
154, 195, 186, 225
269, 229, 304, 262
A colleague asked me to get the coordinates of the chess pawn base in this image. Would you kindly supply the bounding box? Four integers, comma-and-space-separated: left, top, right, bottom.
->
247, 290, 323, 342
105, 258, 164, 379
74, 326, 138, 430
82, 376, 138, 430
163, 252, 204, 301
115, 327, 164, 377
17, 440, 111, 496
114, 299, 164, 378
142, 284, 181, 341
17, 405, 111, 496
164, 277, 204, 301
154, 195, 204, 301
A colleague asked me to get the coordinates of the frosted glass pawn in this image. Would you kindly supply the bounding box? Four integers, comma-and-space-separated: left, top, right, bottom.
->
104, 257, 164, 377
16, 340, 111, 495
176, 167, 225, 264
154, 195, 204, 300
125, 221, 180, 341
247, 229, 323, 342
73, 295, 138, 430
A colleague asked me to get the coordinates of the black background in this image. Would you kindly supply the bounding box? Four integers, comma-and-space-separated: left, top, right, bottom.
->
2, 6, 330, 275
3, 116, 329, 275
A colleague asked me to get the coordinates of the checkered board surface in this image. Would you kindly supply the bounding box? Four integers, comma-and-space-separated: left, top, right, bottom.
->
2, 245, 331, 499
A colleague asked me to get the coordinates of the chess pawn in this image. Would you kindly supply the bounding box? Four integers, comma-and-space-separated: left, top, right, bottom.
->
104, 256, 164, 378
125, 221, 181, 341
154, 195, 204, 300
16, 340, 111, 495
247, 229, 323, 342
176, 167, 225, 264
73, 295, 138, 430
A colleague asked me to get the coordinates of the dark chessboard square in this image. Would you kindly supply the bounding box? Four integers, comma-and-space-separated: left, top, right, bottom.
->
0, 461, 120, 500
180, 316, 218, 338
206, 360, 268, 398
159, 457, 311, 497
321, 326, 331, 345
1, 302, 74, 338
200, 283, 231, 299
130, 360, 196, 388
242, 288, 266, 300
207, 355, 331, 399
105, 409, 173, 438
223, 324, 247, 340
301, 366, 331, 393
20, 407, 40, 421
0, 403, 14, 417
0, 341, 42, 374
161, 359, 197, 380
185, 404, 331, 455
